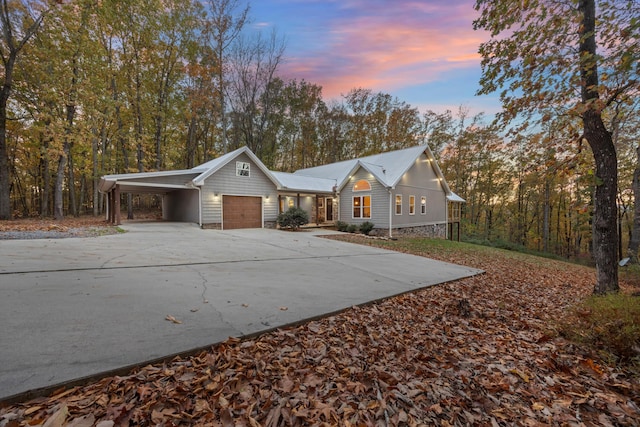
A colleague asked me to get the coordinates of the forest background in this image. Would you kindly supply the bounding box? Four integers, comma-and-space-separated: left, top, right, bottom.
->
0, 0, 638, 265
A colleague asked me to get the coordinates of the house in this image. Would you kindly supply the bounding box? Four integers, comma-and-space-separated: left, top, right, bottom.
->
99, 145, 464, 238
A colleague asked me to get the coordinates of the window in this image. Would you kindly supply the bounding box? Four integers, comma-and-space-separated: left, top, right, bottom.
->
236, 161, 250, 177
409, 195, 415, 215
353, 179, 371, 192
421, 196, 426, 214
353, 195, 371, 218
395, 195, 402, 215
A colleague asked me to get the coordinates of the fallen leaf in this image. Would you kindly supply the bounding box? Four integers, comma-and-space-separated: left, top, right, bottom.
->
66, 414, 96, 427
165, 315, 182, 324
42, 405, 68, 427
510, 368, 530, 383
279, 306, 288, 311
532, 402, 545, 411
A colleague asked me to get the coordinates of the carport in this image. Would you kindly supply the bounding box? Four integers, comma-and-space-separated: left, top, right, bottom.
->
99, 170, 201, 226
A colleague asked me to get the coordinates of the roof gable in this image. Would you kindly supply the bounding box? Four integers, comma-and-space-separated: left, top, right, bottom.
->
294, 145, 435, 190
192, 146, 279, 187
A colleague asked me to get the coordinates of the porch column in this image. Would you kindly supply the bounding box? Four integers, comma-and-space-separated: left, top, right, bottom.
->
114, 184, 121, 225
315, 196, 319, 225
109, 190, 115, 224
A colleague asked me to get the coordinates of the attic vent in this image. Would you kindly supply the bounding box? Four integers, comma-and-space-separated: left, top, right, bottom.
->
353, 179, 371, 192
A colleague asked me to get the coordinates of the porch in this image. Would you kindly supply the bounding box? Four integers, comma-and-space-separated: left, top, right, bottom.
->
278, 192, 338, 226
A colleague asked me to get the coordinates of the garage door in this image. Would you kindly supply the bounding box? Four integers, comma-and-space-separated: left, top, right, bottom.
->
222, 195, 262, 229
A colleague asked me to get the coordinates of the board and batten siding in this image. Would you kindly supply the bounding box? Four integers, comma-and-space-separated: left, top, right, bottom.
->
392, 153, 447, 227
339, 168, 390, 228
200, 153, 278, 226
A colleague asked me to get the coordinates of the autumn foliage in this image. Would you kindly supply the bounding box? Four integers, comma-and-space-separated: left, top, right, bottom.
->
1, 235, 639, 425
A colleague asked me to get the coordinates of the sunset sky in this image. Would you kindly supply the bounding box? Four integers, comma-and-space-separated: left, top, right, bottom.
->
250, 0, 499, 117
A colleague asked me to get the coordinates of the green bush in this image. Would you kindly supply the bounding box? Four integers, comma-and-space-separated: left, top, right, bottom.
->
277, 207, 309, 230
347, 224, 358, 233
560, 293, 640, 369
359, 221, 374, 235
335, 221, 348, 232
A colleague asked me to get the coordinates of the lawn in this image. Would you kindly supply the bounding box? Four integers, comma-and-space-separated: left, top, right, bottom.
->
1, 231, 638, 426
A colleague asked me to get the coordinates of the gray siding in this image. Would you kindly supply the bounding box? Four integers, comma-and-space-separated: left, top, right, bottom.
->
200, 152, 278, 226
392, 152, 447, 227
339, 153, 447, 230
339, 168, 390, 228
163, 189, 199, 223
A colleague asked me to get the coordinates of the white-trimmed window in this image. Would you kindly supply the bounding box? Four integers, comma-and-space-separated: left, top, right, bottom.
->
236, 161, 250, 176
353, 195, 371, 218
421, 196, 427, 214
395, 195, 402, 215
353, 179, 371, 192
409, 195, 415, 215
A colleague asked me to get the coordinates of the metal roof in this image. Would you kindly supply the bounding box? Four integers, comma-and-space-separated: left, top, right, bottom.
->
99, 145, 463, 202
98, 169, 199, 193
447, 192, 466, 203
271, 171, 336, 193
295, 145, 439, 190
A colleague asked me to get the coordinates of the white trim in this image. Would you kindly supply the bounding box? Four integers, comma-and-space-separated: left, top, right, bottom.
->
352, 194, 371, 219
352, 179, 372, 192
388, 190, 393, 238
112, 181, 191, 190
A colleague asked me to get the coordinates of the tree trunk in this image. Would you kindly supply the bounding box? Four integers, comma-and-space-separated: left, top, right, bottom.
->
627, 145, 640, 263
40, 135, 50, 216
586, 113, 619, 294
68, 145, 77, 216
579, 0, 619, 294
0, 56, 15, 220
53, 143, 68, 220
92, 129, 99, 216
543, 179, 550, 253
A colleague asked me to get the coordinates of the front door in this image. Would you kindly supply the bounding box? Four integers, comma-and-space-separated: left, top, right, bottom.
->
325, 198, 333, 221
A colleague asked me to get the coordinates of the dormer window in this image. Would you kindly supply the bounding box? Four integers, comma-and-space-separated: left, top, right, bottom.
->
353, 179, 371, 192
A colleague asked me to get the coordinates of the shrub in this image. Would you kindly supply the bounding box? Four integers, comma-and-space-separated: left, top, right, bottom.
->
335, 221, 349, 232
359, 221, 374, 235
277, 207, 309, 230
347, 224, 358, 233
559, 293, 640, 368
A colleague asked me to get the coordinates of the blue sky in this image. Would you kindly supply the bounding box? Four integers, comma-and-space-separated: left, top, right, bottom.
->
249, 0, 500, 117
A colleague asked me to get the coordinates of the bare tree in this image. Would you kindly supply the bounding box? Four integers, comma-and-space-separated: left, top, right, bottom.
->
205, 0, 249, 154
226, 29, 285, 157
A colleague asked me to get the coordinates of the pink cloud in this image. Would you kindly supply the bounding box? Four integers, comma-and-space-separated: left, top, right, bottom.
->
278, 0, 485, 100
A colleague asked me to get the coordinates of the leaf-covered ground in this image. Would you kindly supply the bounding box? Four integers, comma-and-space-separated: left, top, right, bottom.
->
0, 217, 119, 239
1, 232, 639, 426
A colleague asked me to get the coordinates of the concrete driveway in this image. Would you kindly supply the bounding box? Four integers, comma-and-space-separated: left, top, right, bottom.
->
0, 222, 481, 401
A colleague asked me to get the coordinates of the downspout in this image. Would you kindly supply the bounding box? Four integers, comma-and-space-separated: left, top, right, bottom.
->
197, 186, 202, 227
388, 188, 393, 238
445, 194, 449, 240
